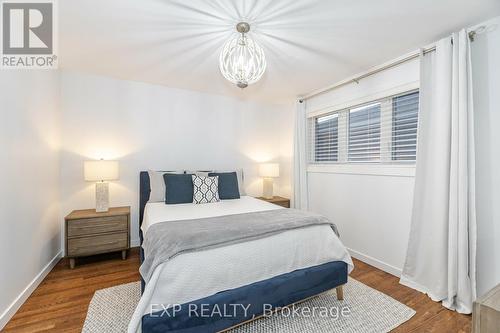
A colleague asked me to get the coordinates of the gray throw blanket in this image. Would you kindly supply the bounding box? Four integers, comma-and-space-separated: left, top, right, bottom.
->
140, 208, 339, 283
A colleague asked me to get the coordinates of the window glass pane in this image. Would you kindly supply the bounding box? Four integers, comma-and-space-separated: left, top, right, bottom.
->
315, 113, 338, 162
392, 91, 419, 161
348, 103, 380, 162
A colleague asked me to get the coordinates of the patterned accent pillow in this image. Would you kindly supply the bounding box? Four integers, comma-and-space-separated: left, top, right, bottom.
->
192, 175, 220, 204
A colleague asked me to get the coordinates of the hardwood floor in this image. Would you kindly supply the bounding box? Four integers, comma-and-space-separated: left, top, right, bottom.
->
350, 260, 472, 333
3, 249, 471, 332
3, 250, 141, 333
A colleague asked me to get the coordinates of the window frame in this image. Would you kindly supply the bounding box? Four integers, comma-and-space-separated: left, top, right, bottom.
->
306, 84, 419, 177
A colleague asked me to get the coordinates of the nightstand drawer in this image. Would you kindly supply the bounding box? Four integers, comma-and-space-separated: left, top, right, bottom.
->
68, 232, 128, 256
68, 215, 127, 237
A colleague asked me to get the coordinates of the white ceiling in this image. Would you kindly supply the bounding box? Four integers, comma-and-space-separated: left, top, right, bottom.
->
59, 0, 500, 104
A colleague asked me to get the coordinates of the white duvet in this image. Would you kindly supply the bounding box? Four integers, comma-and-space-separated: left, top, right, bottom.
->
128, 196, 353, 333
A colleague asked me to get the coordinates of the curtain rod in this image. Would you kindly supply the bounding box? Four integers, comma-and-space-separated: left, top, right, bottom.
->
300, 28, 482, 102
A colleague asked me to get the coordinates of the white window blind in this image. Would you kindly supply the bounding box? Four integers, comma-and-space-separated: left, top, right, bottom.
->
392, 91, 419, 161
308, 90, 419, 164
348, 103, 381, 162
314, 113, 339, 162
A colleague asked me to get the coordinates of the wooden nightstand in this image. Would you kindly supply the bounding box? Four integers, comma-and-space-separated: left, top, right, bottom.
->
65, 206, 130, 269
257, 196, 290, 208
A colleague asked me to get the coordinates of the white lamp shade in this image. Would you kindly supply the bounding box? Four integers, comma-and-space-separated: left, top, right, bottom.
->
84, 160, 119, 181
259, 163, 279, 178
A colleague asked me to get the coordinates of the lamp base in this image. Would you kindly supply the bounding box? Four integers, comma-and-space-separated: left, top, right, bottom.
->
262, 178, 274, 200
95, 182, 109, 213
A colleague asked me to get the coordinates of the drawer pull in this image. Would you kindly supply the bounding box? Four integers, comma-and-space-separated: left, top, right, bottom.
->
101, 241, 120, 246
76, 241, 120, 248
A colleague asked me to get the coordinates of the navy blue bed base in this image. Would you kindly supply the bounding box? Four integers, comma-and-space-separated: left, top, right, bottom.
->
138, 171, 348, 333
142, 261, 347, 333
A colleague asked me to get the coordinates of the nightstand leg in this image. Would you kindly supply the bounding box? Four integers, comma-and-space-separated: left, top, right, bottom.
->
121, 250, 127, 260
69, 258, 75, 269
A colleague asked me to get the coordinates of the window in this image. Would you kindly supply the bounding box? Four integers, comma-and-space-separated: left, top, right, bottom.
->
348, 103, 381, 162
392, 91, 419, 161
314, 113, 338, 162
309, 90, 419, 165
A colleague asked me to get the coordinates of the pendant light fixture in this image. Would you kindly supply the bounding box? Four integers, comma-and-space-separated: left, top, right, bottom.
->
219, 22, 266, 88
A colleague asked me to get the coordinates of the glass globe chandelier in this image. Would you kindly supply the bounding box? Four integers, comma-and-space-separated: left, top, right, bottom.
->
219, 22, 266, 88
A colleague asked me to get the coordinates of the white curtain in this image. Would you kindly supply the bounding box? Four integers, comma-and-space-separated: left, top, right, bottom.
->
400, 30, 477, 314
292, 99, 309, 210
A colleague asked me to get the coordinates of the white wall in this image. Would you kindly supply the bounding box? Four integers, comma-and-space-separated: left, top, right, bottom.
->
306, 59, 419, 275
0, 71, 61, 328
472, 16, 500, 297
59, 71, 293, 247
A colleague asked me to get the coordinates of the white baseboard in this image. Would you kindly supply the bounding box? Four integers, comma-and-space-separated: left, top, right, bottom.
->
347, 247, 402, 277
0, 251, 62, 330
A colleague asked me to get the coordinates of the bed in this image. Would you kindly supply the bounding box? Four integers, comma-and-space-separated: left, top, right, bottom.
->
129, 171, 353, 333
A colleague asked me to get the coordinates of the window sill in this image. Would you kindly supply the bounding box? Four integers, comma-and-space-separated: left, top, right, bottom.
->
307, 163, 416, 177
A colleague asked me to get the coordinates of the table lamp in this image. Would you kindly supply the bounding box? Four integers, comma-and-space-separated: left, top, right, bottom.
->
84, 160, 119, 212
259, 163, 279, 199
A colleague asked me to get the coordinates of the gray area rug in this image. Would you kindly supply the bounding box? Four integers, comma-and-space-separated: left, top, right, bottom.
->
82, 278, 415, 333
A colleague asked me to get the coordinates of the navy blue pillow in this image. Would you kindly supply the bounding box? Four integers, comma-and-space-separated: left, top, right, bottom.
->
208, 172, 240, 200
163, 174, 193, 204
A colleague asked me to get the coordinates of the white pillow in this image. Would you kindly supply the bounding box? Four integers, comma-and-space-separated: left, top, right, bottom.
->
192, 175, 220, 204
148, 170, 184, 202
185, 170, 213, 177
